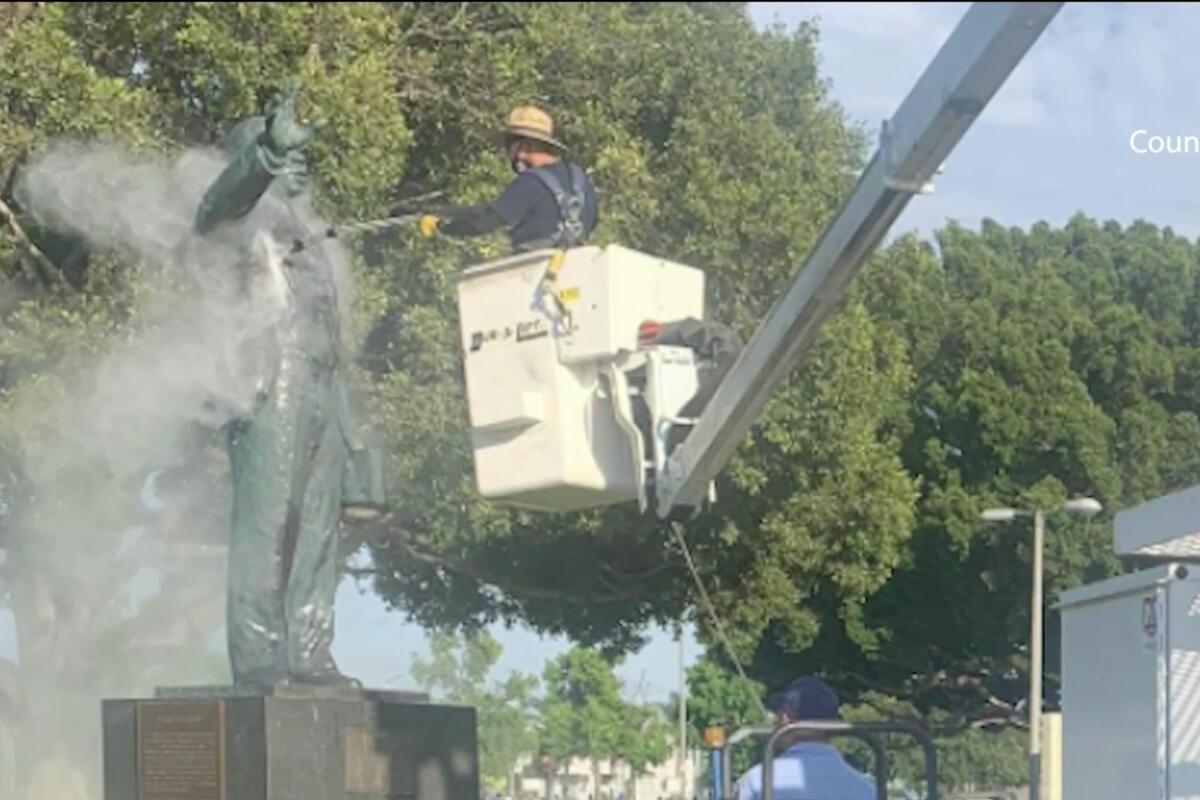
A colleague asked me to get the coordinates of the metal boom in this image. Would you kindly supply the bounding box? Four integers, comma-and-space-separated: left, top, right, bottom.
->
656, 1, 1064, 518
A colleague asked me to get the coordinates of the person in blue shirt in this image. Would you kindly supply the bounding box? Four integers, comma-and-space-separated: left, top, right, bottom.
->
418, 105, 598, 253
735, 676, 876, 800
420, 105, 742, 450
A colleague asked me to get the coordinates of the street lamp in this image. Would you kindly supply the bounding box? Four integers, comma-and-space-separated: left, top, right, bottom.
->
980, 497, 1102, 800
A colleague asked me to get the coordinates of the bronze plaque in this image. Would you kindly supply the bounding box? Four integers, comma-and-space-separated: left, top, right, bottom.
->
343, 727, 417, 797
136, 700, 224, 800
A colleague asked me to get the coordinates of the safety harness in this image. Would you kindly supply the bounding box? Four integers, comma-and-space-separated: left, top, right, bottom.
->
519, 164, 589, 252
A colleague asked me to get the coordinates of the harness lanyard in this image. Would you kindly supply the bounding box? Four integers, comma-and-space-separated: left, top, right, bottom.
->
516, 165, 584, 331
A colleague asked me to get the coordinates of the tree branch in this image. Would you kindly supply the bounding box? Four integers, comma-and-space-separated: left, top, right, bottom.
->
844, 667, 1021, 734
349, 517, 655, 605
600, 558, 674, 583
0, 195, 68, 289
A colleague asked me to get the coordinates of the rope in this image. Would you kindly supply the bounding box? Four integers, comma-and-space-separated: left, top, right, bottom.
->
669, 520, 770, 719
290, 213, 422, 253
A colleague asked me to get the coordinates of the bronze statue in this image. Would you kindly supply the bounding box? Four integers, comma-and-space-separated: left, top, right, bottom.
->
192, 82, 384, 691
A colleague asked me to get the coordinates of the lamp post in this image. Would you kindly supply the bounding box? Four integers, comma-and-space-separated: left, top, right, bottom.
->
677, 621, 687, 798
981, 497, 1101, 800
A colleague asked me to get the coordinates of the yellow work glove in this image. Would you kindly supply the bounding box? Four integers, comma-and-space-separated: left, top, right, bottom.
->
418, 214, 440, 239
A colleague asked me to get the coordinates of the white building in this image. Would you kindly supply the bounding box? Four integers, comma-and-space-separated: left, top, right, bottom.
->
511, 748, 699, 800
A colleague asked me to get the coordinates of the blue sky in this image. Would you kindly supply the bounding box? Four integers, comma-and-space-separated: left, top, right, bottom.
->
754, 2, 1200, 239
7, 3, 1200, 702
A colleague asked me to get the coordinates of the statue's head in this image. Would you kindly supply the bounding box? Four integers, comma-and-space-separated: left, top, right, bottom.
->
222, 116, 267, 161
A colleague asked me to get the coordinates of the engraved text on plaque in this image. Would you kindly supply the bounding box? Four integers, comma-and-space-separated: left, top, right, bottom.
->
136, 701, 224, 800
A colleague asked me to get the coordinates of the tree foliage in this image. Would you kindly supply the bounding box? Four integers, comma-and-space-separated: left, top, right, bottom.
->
539, 647, 670, 797
782, 219, 1200, 721
731, 216, 1200, 791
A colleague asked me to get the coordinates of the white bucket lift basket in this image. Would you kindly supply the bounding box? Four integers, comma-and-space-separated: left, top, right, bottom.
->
454, 245, 705, 513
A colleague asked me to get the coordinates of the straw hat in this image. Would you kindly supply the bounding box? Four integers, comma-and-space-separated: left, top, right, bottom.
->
505, 105, 566, 152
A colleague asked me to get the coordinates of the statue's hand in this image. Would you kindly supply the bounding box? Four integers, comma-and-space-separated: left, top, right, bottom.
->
265, 81, 326, 155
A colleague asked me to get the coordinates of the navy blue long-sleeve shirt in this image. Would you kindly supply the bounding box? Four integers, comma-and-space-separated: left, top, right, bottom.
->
439, 160, 598, 251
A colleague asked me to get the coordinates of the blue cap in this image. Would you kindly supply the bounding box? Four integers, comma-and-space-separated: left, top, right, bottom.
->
767, 676, 840, 720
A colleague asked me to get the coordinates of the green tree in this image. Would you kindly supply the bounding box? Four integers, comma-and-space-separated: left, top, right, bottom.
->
617, 703, 672, 798
411, 631, 538, 794
740, 217, 1200, 791
539, 648, 670, 799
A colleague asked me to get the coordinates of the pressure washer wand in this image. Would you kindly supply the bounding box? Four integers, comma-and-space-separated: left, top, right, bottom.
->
290, 213, 422, 254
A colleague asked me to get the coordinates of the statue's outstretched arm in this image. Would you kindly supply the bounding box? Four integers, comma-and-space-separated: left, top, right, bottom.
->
194, 83, 321, 235
193, 138, 276, 235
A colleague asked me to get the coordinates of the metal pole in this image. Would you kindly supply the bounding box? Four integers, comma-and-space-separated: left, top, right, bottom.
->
1030, 508, 1045, 800
679, 624, 688, 794
722, 727, 772, 800
710, 748, 722, 800
864, 734, 889, 800
721, 740, 734, 800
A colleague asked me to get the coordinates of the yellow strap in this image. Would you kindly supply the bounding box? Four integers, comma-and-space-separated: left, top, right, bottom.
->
546, 249, 566, 281
541, 250, 571, 331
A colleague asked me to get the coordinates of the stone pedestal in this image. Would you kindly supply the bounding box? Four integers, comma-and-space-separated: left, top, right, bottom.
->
102, 686, 479, 800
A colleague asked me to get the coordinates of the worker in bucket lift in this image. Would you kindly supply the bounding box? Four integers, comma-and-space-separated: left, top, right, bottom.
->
734, 677, 875, 800
420, 105, 741, 439
417, 105, 599, 253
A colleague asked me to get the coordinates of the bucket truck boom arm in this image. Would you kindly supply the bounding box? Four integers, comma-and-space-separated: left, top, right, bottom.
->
655, 1, 1064, 518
